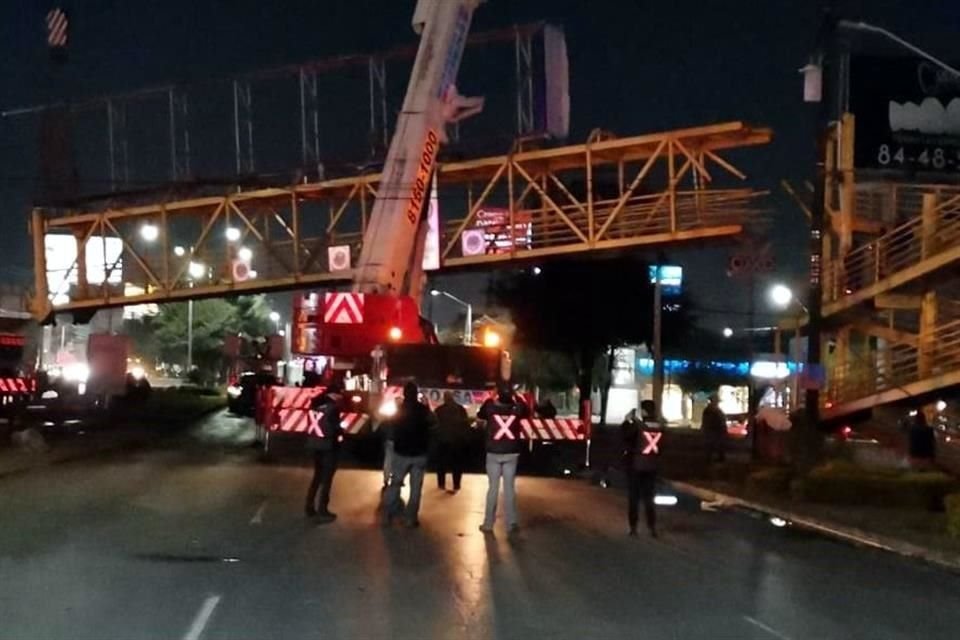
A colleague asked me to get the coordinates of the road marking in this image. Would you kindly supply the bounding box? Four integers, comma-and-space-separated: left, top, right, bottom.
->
250, 500, 267, 525
183, 595, 221, 640
743, 616, 792, 640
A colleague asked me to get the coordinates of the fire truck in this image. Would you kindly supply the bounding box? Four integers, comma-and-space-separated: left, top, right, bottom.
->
256, 0, 587, 452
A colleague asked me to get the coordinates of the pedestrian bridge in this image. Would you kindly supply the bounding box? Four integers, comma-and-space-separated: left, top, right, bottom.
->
820, 183, 960, 420
30, 121, 770, 320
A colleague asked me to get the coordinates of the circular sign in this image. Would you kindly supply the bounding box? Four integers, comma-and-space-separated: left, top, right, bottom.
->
331, 249, 349, 270
464, 230, 484, 255
232, 259, 250, 282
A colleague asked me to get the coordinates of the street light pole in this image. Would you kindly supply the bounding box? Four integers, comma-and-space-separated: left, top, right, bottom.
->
187, 298, 194, 374
430, 289, 472, 345
652, 265, 663, 419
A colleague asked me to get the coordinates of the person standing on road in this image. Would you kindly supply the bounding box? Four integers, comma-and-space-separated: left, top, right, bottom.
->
305, 382, 344, 523
479, 386, 524, 534
701, 393, 727, 464
908, 408, 937, 468
622, 400, 662, 537
384, 382, 434, 527
380, 398, 399, 490
434, 391, 471, 493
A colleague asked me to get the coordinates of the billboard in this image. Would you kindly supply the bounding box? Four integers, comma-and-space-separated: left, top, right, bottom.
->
45, 234, 123, 296
648, 265, 682, 295
850, 56, 960, 175
472, 208, 532, 254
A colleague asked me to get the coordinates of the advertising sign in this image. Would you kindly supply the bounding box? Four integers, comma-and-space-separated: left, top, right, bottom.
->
850, 56, 960, 175
473, 208, 532, 254
44, 234, 123, 295
648, 265, 682, 295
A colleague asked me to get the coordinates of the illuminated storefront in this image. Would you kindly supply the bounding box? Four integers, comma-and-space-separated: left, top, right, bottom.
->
599, 348, 797, 427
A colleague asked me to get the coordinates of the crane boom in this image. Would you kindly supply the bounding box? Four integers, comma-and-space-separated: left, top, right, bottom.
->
353, 0, 484, 299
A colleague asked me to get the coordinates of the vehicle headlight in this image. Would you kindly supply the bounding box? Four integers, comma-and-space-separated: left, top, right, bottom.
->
378, 400, 397, 418
227, 385, 243, 398
130, 366, 146, 380
63, 363, 90, 383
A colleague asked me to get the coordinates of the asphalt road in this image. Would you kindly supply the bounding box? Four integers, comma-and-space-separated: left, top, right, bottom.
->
1, 412, 958, 640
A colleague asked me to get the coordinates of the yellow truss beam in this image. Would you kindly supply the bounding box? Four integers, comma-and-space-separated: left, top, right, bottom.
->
30, 121, 771, 320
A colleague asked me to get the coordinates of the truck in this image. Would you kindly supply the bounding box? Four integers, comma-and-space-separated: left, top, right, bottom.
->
0, 307, 38, 431
257, 0, 587, 452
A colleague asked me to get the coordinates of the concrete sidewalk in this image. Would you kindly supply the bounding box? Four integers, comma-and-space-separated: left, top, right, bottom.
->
670, 479, 960, 573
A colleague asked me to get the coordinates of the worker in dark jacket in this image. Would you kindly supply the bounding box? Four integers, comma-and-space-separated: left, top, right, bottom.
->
434, 391, 471, 493
304, 382, 344, 522
479, 386, 525, 534
622, 400, 662, 537
701, 392, 727, 463
383, 381, 435, 527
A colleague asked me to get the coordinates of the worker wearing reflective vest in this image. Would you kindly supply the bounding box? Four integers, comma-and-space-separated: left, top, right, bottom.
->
479, 386, 525, 534
304, 382, 344, 523
622, 399, 662, 538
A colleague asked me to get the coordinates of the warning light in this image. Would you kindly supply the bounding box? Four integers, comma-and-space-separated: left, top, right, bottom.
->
388, 327, 402, 341
483, 330, 501, 348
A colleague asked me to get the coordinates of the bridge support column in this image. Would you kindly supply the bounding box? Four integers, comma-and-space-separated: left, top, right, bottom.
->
918, 291, 937, 379
921, 193, 937, 260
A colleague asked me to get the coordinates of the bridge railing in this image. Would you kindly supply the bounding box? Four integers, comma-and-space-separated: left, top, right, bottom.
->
824, 317, 960, 409
824, 187, 960, 304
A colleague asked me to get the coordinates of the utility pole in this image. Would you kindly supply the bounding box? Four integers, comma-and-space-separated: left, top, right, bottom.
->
804, 2, 837, 425
652, 263, 664, 419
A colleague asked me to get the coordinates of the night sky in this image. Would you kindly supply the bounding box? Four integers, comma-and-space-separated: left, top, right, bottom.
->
2, 0, 958, 331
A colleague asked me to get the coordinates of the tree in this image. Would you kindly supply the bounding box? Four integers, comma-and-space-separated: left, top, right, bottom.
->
490, 256, 693, 423
511, 347, 577, 392
124, 294, 275, 384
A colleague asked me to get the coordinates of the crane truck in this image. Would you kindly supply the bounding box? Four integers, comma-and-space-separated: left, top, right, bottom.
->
257, 0, 587, 451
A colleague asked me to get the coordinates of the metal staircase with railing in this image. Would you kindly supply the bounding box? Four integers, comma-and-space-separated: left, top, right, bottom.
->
817, 116, 960, 419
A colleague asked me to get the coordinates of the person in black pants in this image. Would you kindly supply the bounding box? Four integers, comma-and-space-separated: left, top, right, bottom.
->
434, 392, 471, 492
621, 401, 663, 537
305, 383, 344, 523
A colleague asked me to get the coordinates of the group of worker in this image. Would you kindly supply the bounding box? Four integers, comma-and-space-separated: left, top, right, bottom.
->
303, 381, 670, 538
303, 381, 528, 533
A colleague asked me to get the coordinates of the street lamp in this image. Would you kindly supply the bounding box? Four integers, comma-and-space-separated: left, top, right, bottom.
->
269, 311, 281, 335
430, 289, 473, 345
225, 227, 242, 242
188, 261, 207, 280
238, 246, 253, 263
768, 283, 807, 411
140, 223, 159, 242
722, 327, 734, 338
173, 245, 186, 257
769, 283, 794, 309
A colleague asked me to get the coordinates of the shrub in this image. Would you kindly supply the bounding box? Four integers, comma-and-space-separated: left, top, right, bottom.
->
794, 462, 958, 510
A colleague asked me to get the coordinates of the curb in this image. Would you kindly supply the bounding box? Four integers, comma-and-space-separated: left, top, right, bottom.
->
669, 480, 960, 574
